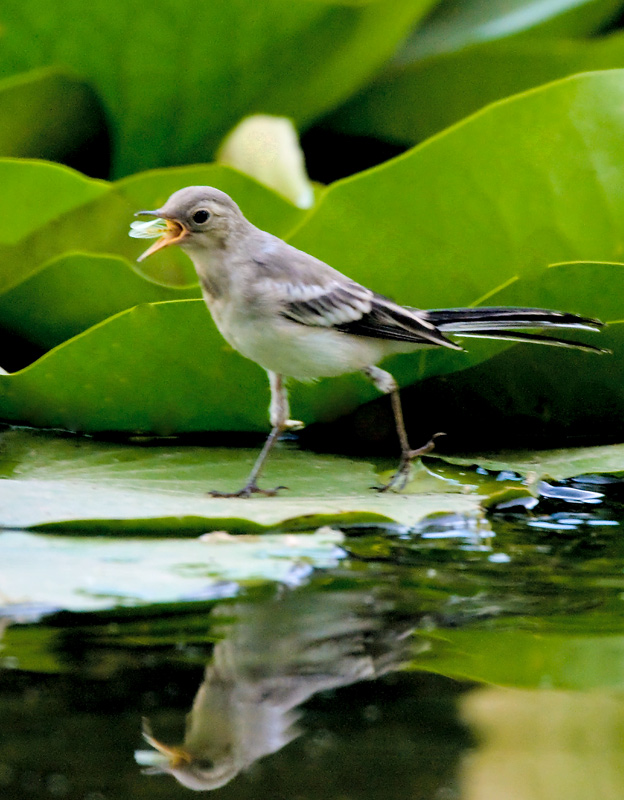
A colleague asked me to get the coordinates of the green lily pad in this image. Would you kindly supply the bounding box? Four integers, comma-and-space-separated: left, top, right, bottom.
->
0, 253, 199, 349
0, 67, 107, 164
0, 301, 270, 433
0, 428, 485, 533
0, 528, 348, 614
0, 0, 436, 176
0, 160, 109, 249
291, 71, 624, 311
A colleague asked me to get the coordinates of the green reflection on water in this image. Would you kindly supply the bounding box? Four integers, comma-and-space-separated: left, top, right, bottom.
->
2, 487, 624, 799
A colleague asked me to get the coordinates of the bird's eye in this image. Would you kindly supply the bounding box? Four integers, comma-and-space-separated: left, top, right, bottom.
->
192, 209, 210, 224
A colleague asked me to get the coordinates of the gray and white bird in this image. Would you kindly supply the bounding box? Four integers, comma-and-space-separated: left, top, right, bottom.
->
130, 186, 605, 497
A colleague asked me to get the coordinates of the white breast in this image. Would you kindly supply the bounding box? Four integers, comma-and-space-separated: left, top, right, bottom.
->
209, 303, 420, 380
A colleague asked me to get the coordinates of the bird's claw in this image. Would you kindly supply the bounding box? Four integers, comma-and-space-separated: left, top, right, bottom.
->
208, 483, 289, 499
406, 431, 445, 460
374, 432, 445, 493
374, 465, 411, 494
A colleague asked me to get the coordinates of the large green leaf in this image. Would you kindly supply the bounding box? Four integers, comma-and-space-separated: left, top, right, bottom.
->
291, 72, 624, 311
404, 0, 623, 60
0, 299, 508, 431
329, 33, 624, 146
0, 68, 107, 163
0, 301, 269, 432
0, 160, 109, 248
0, 254, 199, 349
3, 73, 624, 432
0, 159, 305, 296
0, 0, 437, 176
0, 428, 484, 533
289, 76, 624, 434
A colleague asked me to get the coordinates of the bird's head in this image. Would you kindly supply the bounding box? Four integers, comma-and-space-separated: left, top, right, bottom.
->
129, 186, 244, 262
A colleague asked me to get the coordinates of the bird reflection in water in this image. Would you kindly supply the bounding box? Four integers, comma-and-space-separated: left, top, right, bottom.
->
135, 585, 415, 791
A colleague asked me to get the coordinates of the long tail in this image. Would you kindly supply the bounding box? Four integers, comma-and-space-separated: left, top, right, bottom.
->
425, 307, 607, 354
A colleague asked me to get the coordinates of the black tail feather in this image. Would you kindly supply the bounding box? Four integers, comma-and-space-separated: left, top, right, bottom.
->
426, 306, 603, 333
420, 306, 606, 354
453, 329, 609, 354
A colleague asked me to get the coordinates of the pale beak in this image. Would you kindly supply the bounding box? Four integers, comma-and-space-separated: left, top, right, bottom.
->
129, 212, 190, 262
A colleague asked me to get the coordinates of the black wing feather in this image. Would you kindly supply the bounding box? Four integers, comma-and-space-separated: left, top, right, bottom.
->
333, 296, 461, 348
281, 284, 462, 350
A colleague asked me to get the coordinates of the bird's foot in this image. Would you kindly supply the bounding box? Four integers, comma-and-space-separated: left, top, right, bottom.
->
406, 431, 445, 460
208, 482, 289, 499
375, 433, 445, 493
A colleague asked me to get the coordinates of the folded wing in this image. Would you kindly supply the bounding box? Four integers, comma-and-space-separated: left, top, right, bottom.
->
280, 280, 462, 350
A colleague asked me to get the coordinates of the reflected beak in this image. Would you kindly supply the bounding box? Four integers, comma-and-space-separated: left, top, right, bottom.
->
140, 718, 193, 768
129, 212, 190, 262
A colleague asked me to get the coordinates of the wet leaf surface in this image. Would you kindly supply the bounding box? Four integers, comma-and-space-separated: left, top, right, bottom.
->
435, 443, 624, 481
0, 528, 346, 615
0, 428, 485, 533
2, 442, 624, 797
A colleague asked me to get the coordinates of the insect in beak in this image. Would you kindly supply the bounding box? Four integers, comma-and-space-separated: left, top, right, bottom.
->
129, 213, 189, 261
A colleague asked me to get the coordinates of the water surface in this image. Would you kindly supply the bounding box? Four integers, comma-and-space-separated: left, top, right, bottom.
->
2, 480, 624, 800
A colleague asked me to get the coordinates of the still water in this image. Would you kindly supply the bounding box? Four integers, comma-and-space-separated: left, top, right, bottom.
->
2, 480, 624, 800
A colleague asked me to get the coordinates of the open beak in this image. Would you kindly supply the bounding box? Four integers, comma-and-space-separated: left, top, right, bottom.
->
129, 212, 189, 262
137, 717, 193, 769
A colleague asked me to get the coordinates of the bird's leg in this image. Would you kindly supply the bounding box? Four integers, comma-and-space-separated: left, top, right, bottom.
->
208, 371, 290, 498
363, 366, 441, 492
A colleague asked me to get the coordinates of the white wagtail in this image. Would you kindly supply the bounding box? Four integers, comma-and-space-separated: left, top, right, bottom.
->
130, 186, 605, 497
